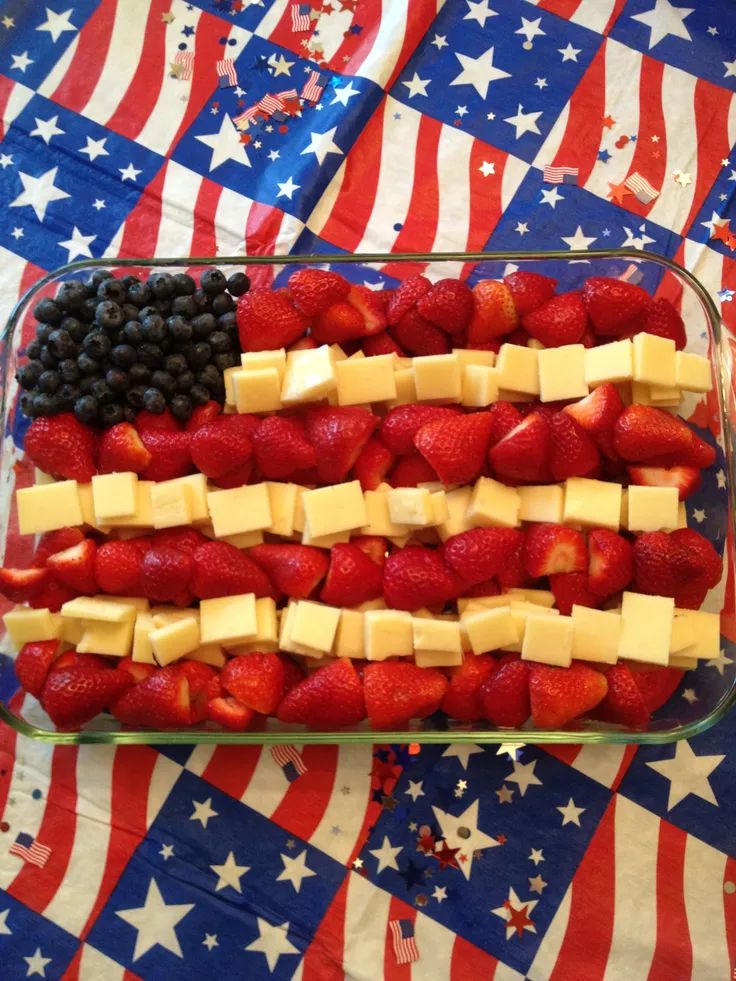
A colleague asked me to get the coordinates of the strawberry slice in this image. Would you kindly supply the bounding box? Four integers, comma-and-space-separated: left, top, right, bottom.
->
416, 278, 473, 335
116, 657, 156, 684
206, 695, 255, 731
549, 572, 601, 615
237, 288, 309, 351
141, 546, 194, 603
185, 400, 222, 432
320, 543, 383, 607
529, 662, 608, 728
635, 297, 686, 349
32, 527, 85, 567
392, 308, 450, 355
354, 437, 395, 491
288, 268, 350, 316
139, 429, 193, 481
582, 277, 653, 337
97, 422, 152, 474
50, 651, 109, 674
466, 280, 518, 344
305, 406, 378, 484
364, 661, 447, 728
441, 654, 497, 722
380, 404, 461, 456
352, 535, 387, 568
42, 666, 132, 728
312, 301, 366, 345
179, 661, 220, 723
629, 664, 684, 712
221, 652, 285, 715
487, 401, 523, 445
348, 284, 387, 335
277, 653, 305, 697
386, 275, 431, 325
563, 383, 624, 460
595, 663, 650, 727
362, 331, 404, 357
190, 415, 254, 480
524, 524, 587, 578
390, 454, 439, 487
627, 464, 701, 500
15, 640, 61, 699
46, 539, 98, 595
252, 416, 316, 480
488, 412, 553, 483
588, 529, 634, 598
444, 527, 526, 586
633, 531, 675, 597
277, 658, 366, 728
383, 545, 460, 611
669, 528, 722, 609
0, 566, 49, 603
249, 544, 328, 599
29, 578, 77, 612
135, 407, 181, 433
613, 405, 715, 468
25, 414, 97, 482
522, 292, 588, 347
414, 411, 494, 485
549, 411, 600, 481
95, 540, 145, 595
192, 542, 275, 600
504, 270, 557, 315
152, 527, 208, 555
479, 656, 531, 727
111, 665, 191, 729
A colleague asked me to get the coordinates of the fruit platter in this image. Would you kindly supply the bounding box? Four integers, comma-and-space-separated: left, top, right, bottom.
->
0, 250, 734, 744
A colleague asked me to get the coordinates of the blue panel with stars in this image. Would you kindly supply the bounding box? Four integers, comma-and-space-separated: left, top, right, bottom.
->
185, 0, 274, 33
0, 93, 164, 269
169, 34, 383, 222
356, 744, 612, 975
682, 162, 736, 253
0, 887, 79, 981
609, 0, 736, 94
388, 0, 602, 163
85, 769, 348, 981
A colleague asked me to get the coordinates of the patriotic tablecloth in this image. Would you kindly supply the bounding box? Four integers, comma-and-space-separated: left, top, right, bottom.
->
1, 1, 736, 979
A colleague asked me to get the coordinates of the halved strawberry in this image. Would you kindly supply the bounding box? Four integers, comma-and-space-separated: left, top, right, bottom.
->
192, 542, 275, 600
312, 301, 366, 345
207, 695, 255, 731
487, 401, 523, 446
669, 528, 722, 608
116, 657, 156, 684
277, 658, 366, 728
613, 405, 715, 468
524, 524, 587, 578
320, 543, 383, 607
32, 528, 85, 567
549, 411, 600, 481
352, 535, 387, 568
479, 656, 531, 727
354, 437, 395, 491
416, 278, 473, 335
633, 531, 675, 597
110, 665, 191, 729
635, 297, 686, 349
595, 663, 650, 727
190, 415, 254, 480
135, 408, 181, 433
582, 277, 652, 337
488, 412, 552, 483
627, 464, 701, 500
564, 383, 625, 460
380, 404, 462, 456
588, 529, 634, 598
237, 288, 309, 351
95, 540, 145, 595
414, 411, 494, 485
139, 429, 193, 481
466, 280, 518, 344
42, 666, 132, 728
0, 566, 49, 603
249, 544, 328, 599
390, 454, 439, 487
277, 652, 305, 697
441, 654, 497, 722
152, 527, 208, 555
383, 545, 459, 611
522, 292, 588, 347
362, 331, 404, 357
97, 423, 152, 475
348, 284, 387, 335
29, 578, 77, 612
14, 639, 61, 699
391, 308, 450, 355
386, 275, 431, 325
50, 651, 110, 674
444, 528, 526, 586
364, 660, 447, 728
185, 400, 221, 432
288, 267, 351, 316
25, 414, 97, 482
460, 577, 500, 598
46, 539, 98, 595
529, 662, 608, 728
221, 652, 285, 715
629, 664, 684, 712
252, 415, 316, 480
504, 271, 557, 316
141, 546, 194, 603
305, 406, 378, 484
549, 572, 601, 615
179, 661, 220, 723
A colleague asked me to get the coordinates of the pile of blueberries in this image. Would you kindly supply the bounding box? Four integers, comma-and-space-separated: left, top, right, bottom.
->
16, 267, 250, 425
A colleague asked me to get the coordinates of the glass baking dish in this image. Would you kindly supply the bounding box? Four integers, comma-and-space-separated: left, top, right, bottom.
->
0, 250, 734, 745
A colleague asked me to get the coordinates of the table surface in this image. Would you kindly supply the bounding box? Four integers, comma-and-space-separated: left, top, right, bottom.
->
1, 1, 736, 979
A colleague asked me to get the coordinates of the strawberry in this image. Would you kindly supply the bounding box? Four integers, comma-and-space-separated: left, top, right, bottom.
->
46, 539, 98, 595
582, 277, 652, 337
141, 546, 194, 603
111, 665, 191, 728
629, 664, 684, 712
529, 662, 608, 728
595, 663, 650, 727
32, 528, 85, 567
414, 411, 493, 485
95, 540, 145, 595
320, 542, 383, 607
416, 278, 473, 335
221, 652, 285, 714
390, 454, 439, 487
348, 284, 387, 335
460, 577, 500, 598
277, 658, 366, 728
288, 268, 350, 316
627, 464, 701, 500
0, 566, 49, 603
487, 401, 523, 445
139, 429, 192, 481
252, 416, 316, 480
386, 275, 431, 325
364, 661, 447, 728
135, 408, 181, 433
305, 406, 378, 484
185, 400, 221, 432
211, 460, 254, 488
549, 412, 600, 481
669, 528, 721, 608
380, 404, 461, 456
14, 640, 60, 699
116, 657, 156, 684
277, 652, 305, 696
362, 331, 404, 357
441, 653, 497, 722
179, 661, 220, 723
564, 383, 624, 460
588, 529, 634, 597
151, 527, 208, 555
207, 695, 255, 731
29, 578, 77, 612
192, 541, 275, 599
383, 546, 459, 611
504, 271, 557, 316
97, 423, 152, 475
524, 524, 587, 578
352, 535, 387, 568
42, 666, 132, 728
479, 656, 531, 726
636, 298, 686, 349
354, 437, 395, 491
613, 405, 715, 468
549, 572, 600, 615
237, 288, 309, 351
50, 651, 109, 674
249, 544, 328, 599
498, 533, 527, 589
488, 411, 552, 483
633, 531, 675, 597
444, 528, 526, 586
466, 280, 519, 344
288, 336, 318, 352
522, 292, 587, 347
190, 415, 255, 479
312, 301, 366, 345
25, 414, 97, 482
391, 308, 450, 355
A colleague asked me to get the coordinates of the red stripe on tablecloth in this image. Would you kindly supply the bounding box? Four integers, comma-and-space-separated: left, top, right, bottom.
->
0, 716, 18, 822
50, 0, 118, 113
336, 0, 383, 78
0, 74, 14, 141
301, 873, 349, 981
724, 856, 736, 970
200, 745, 263, 800
536, 0, 582, 19
468, 140, 506, 253
681, 80, 734, 235
190, 179, 222, 257
269, 745, 338, 839
609, 745, 638, 792
624, 57, 666, 215
383, 895, 415, 978
543, 744, 582, 766
117, 161, 167, 258
603, 0, 629, 34
59, 945, 82, 981
551, 41, 606, 187
384, 0, 439, 92
245, 202, 288, 289
647, 820, 691, 981
450, 934, 499, 980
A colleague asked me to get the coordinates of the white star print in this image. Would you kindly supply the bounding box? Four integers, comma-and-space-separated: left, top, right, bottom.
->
504, 104, 542, 138
561, 225, 597, 251
202, 934, 218, 951
196, 115, 250, 171
277, 849, 316, 893
451, 46, 510, 99
0, 908, 10, 934
529, 874, 547, 894
622, 224, 655, 249
79, 136, 109, 161
159, 844, 174, 860
693, 508, 706, 523
23, 949, 51, 978
631, 0, 693, 49
190, 797, 218, 828
2, 16, 14, 28
432, 885, 447, 902
491, 887, 538, 938
557, 798, 585, 826
479, 160, 495, 176
58, 226, 96, 262
464, 0, 497, 28
717, 469, 727, 488
116, 879, 193, 961
700, 211, 728, 236
0, 153, 13, 167
497, 743, 524, 760
370, 835, 403, 872
455, 105, 468, 117
529, 848, 544, 865
10, 51, 33, 72
93, 198, 106, 210
432, 799, 499, 879
330, 80, 360, 106
119, 162, 142, 182
724, 59, 736, 79
516, 221, 530, 236
541, 186, 564, 208
276, 176, 300, 200
647, 740, 724, 809
405, 779, 425, 801
442, 744, 483, 769
708, 26, 719, 36
11, 227, 23, 240
245, 918, 299, 971
269, 53, 294, 77
268, 150, 280, 161
431, 34, 448, 50
516, 17, 545, 44
558, 42, 581, 61
30, 115, 65, 144
210, 851, 250, 892
10, 166, 70, 221
535, 77, 547, 88
301, 126, 343, 165
707, 648, 733, 675
402, 72, 430, 98
505, 760, 542, 796
682, 688, 698, 703
36, 7, 77, 42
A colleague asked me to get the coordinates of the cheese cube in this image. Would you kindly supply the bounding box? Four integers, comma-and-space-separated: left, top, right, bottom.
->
412, 617, 462, 657
332, 344, 349, 362
132, 612, 156, 664
292, 486, 308, 534
184, 644, 225, 668
16, 480, 83, 534
115, 480, 154, 528
61, 596, 137, 622
336, 354, 397, 405
387, 367, 418, 408
77, 618, 134, 657
564, 477, 622, 531
34, 467, 54, 485
200, 593, 257, 645
233, 367, 282, 413
618, 591, 674, 665
291, 600, 341, 655
462, 606, 518, 655
454, 348, 495, 368
497, 388, 535, 403
364, 609, 413, 660
677, 610, 720, 660
630, 381, 652, 406
151, 481, 192, 530
301, 523, 352, 548
226, 597, 278, 654
415, 648, 464, 668
429, 491, 449, 526
626, 485, 679, 532
467, 476, 521, 528
278, 600, 325, 658
457, 594, 516, 614
149, 616, 200, 666
103, 596, 149, 610
584, 339, 633, 386
222, 530, 264, 549
521, 614, 574, 667
508, 588, 556, 608
91, 472, 138, 522
153, 608, 199, 628
61, 616, 84, 645
207, 483, 272, 538
301, 480, 367, 538
461, 365, 499, 407
436, 486, 473, 540
388, 488, 434, 526
335, 608, 366, 658
518, 484, 564, 524
633, 333, 676, 387
648, 384, 681, 406
413, 354, 462, 404
495, 344, 540, 396
265, 482, 298, 538
77, 482, 103, 530
223, 365, 239, 406
669, 610, 700, 654
241, 348, 286, 380
280, 346, 337, 405
571, 606, 621, 664
677, 502, 687, 529
669, 653, 698, 670
507, 602, 559, 653
361, 487, 408, 537
675, 352, 712, 393
4, 607, 61, 648
164, 474, 209, 524
538, 345, 589, 402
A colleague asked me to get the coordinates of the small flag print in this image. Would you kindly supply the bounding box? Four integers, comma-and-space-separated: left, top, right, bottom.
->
301, 69, 326, 103
389, 919, 420, 965
291, 4, 312, 32
271, 744, 307, 781
9, 831, 52, 868
624, 171, 660, 204
543, 165, 579, 185
173, 50, 194, 80
216, 58, 237, 89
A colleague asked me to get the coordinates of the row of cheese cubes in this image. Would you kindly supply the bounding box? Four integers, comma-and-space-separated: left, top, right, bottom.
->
221, 335, 711, 414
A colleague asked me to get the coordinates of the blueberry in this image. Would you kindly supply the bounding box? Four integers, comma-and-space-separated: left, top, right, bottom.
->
33, 392, 59, 416
74, 395, 98, 423
97, 278, 127, 304
106, 367, 129, 392
78, 375, 96, 394
198, 364, 221, 390
20, 391, 37, 417
57, 383, 79, 408
217, 311, 237, 335
142, 314, 166, 344
16, 361, 44, 389
137, 305, 157, 321
143, 388, 166, 413
120, 274, 140, 290
120, 303, 140, 323
91, 379, 114, 404
148, 273, 174, 300
170, 394, 193, 421
172, 273, 196, 296
171, 294, 198, 318
200, 268, 227, 295
100, 402, 124, 426
126, 386, 147, 410
212, 291, 234, 316
25, 338, 42, 360
61, 316, 86, 342
190, 383, 211, 405
122, 406, 137, 423
39, 346, 58, 369
77, 352, 99, 375
188, 342, 211, 367
80, 297, 98, 322
153, 297, 173, 315
176, 370, 195, 392
150, 370, 176, 397
47, 329, 76, 360
91, 269, 114, 289
166, 315, 192, 343
110, 344, 136, 368
193, 288, 212, 311
59, 358, 80, 383
35, 323, 53, 344
57, 280, 88, 312
209, 331, 231, 354
127, 281, 152, 307
164, 353, 188, 375
33, 298, 62, 324
83, 331, 112, 360
137, 342, 164, 367
122, 321, 144, 346
96, 300, 123, 330
129, 362, 151, 385
191, 313, 216, 338
226, 271, 250, 297
213, 352, 236, 372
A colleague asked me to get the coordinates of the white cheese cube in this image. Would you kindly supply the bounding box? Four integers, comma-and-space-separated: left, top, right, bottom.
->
571, 605, 621, 664
336, 354, 397, 405
132, 612, 156, 664
233, 367, 282, 413
675, 352, 712, 393
290, 600, 341, 655
521, 613, 574, 667
332, 344, 349, 361
412, 353, 462, 403
495, 344, 540, 395
429, 490, 449, 526
4, 607, 61, 649
335, 608, 366, 658
388, 487, 434, 526
386, 368, 417, 408
648, 383, 682, 406
361, 486, 409, 537
278, 600, 323, 658
301, 523, 352, 548
508, 588, 556, 608
77, 482, 104, 530
364, 609, 413, 660
280, 345, 337, 405
518, 484, 564, 524
584, 339, 633, 386
454, 348, 495, 368
16, 480, 83, 534
116, 480, 154, 528
626, 485, 679, 532
633, 332, 676, 387
412, 617, 462, 657
207, 483, 272, 538
77, 618, 134, 657
186, 644, 226, 668
462, 606, 518, 655
92, 472, 138, 522
301, 480, 367, 538
61, 596, 137, 622
461, 365, 499, 407
467, 476, 521, 528
564, 477, 622, 531
414, 648, 464, 668
507, 602, 559, 652
677, 502, 687, 529
223, 365, 239, 406
150, 616, 200, 666
669, 653, 698, 670
164, 474, 209, 524
618, 591, 674, 666
222, 530, 264, 549
538, 345, 589, 402
241, 348, 286, 380
436, 486, 473, 541
669, 610, 700, 654
265, 482, 298, 538
151, 481, 192, 530
200, 593, 257, 645
457, 594, 516, 614
677, 610, 720, 660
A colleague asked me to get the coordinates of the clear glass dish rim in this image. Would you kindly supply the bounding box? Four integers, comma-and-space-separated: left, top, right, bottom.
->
1, 248, 734, 746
